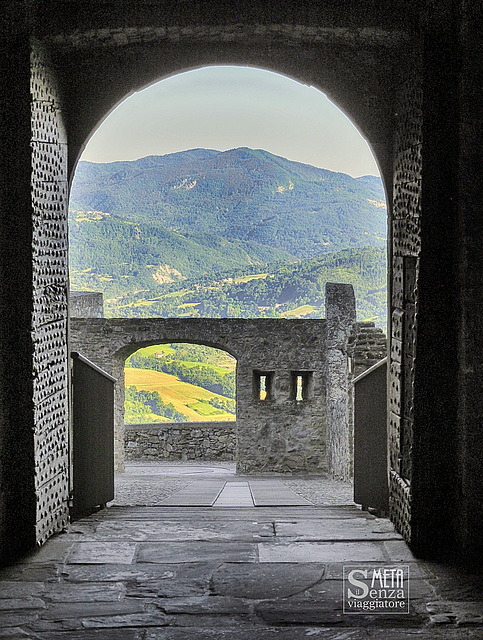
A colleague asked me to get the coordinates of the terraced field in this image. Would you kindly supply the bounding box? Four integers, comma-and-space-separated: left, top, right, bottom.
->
125, 367, 235, 422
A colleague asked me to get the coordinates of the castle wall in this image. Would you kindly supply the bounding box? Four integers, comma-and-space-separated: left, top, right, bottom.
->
125, 422, 236, 462
70, 317, 328, 474
3, 0, 481, 563
70, 291, 104, 318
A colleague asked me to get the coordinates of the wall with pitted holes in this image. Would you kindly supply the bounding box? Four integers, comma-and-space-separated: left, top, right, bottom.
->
30, 42, 71, 546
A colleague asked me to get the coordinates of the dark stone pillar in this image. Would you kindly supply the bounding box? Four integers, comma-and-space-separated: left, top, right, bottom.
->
0, 19, 37, 561
410, 23, 460, 558
455, 1, 483, 562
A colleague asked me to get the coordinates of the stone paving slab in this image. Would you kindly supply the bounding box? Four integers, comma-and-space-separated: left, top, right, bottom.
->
40, 582, 125, 602
258, 541, 388, 563
212, 482, 254, 507
157, 595, 250, 615
211, 563, 325, 599
273, 518, 403, 541
66, 542, 137, 564
91, 519, 275, 542
160, 480, 225, 506
250, 480, 313, 506
61, 562, 217, 596
0, 562, 60, 582
137, 541, 259, 564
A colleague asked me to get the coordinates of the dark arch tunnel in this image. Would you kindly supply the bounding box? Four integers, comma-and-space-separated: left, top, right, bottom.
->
4, 0, 480, 564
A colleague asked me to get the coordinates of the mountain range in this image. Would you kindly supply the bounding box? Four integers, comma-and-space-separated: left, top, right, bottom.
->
69, 147, 387, 324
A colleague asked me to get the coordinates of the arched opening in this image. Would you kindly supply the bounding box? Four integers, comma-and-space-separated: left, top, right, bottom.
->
69, 64, 388, 511
70, 66, 387, 325
124, 342, 236, 463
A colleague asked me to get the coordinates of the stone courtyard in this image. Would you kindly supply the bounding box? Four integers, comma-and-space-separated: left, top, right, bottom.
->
1, 465, 481, 638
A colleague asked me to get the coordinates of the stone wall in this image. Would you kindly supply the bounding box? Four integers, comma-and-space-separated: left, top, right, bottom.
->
325, 283, 357, 481
348, 323, 387, 377
70, 315, 328, 475
70, 291, 104, 318
125, 422, 236, 462
388, 71, 422, 545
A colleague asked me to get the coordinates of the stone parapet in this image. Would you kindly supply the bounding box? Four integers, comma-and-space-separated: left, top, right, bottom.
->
125, 422, 236, 462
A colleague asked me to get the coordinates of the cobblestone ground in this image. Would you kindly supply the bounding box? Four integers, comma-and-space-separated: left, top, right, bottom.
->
112, 462, 354, 506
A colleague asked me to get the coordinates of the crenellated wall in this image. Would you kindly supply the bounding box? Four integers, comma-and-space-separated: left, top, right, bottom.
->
70, 284, 373, 476
70, 291, 104, 318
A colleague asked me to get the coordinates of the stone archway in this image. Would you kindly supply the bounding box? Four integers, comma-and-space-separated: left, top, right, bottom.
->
6, 2, 480, 562
70, 317, 329, 475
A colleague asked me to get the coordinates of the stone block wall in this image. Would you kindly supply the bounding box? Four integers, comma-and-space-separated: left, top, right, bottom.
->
30, 42, 70, 546
70, 316, 328, 475
125, 422, 236, 462
70, 291, 104, 318
70, 285, 372, 475
348, 323, 387, 377
325, 283, 357, 481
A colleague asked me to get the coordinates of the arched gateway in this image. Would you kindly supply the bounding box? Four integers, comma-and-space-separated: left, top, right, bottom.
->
69, 290, 352, 476
2, 1, 481, 563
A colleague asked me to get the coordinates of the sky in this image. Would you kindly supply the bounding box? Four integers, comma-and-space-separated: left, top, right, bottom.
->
81, 66, 380, 178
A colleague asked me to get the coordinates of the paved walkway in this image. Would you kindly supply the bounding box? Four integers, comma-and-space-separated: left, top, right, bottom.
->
1, 465, 482, 638
111, 462, 355, 507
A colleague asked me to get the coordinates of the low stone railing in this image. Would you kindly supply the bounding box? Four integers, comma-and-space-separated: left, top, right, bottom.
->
124, 421, 236, 461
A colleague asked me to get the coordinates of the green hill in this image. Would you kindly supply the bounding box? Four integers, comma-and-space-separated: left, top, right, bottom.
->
70, 147, 386, 262
69, 148, 387, 326
111, 245, 387, 327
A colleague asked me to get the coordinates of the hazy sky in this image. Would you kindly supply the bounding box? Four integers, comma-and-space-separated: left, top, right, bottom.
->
81, 66, 380, 178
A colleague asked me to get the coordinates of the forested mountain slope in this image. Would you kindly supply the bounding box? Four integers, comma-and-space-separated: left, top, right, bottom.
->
69, 148, 387, 326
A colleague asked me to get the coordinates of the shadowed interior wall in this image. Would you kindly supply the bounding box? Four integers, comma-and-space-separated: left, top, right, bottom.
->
1, 0, 482, 563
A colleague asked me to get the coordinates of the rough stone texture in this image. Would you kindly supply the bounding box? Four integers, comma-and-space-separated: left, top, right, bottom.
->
388, 71, 422, 549
69, 291, 104, 318
325, 283, 357, 481
349, 323, 388, 378
1, 498, 482, 638
70, 317, 327, 475
125, 423, 236, 462
2, 0, 483, 566
30, 42, 70, 546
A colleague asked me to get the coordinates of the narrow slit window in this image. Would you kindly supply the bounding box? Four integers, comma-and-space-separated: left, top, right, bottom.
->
295, 375, 304, 401
291, 371, 314, 402
260, 375, 267, 401
254, 370, 273, 401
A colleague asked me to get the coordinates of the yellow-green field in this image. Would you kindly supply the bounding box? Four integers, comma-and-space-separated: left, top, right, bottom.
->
281, 304, 318, 318
125, 367, 235, 422
232, 273, 269, 284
